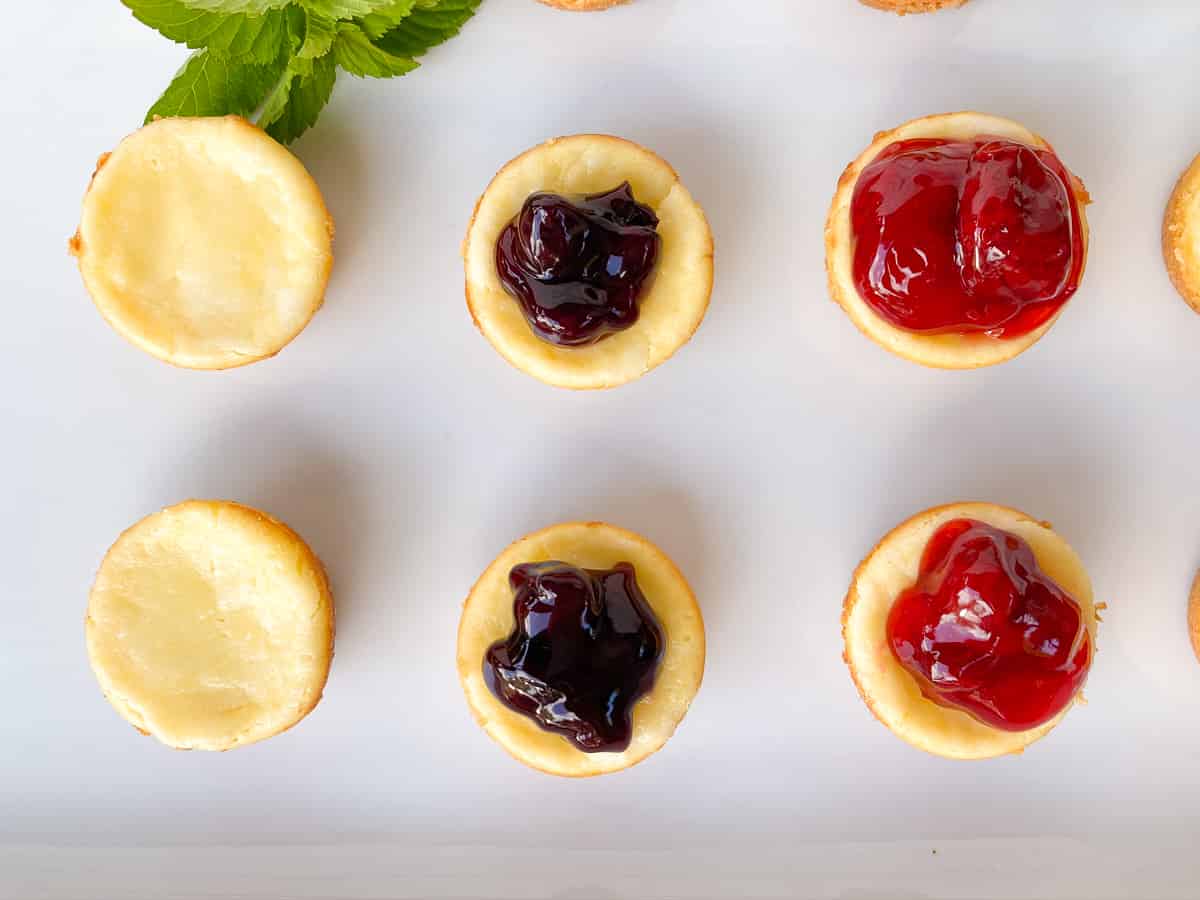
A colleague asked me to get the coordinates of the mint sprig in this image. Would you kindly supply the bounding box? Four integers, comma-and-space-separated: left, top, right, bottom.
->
146, 51, 286, 119
124, 1, 290, 62
123, 0, 481, 143
373, 0, 479, 57
332, 24, 418, 77
259, 54, 338, 143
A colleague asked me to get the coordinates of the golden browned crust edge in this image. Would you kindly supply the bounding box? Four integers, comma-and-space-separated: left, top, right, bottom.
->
86, 499, 335, 751
537, 0, 630, 9
456, 521, 706, 777
839, 504, 962, 752
823, 111, 1090, 370
462, 134, 715, 390
859, 0, 968, 12
68, 153, 114, 259
73, 116, 335, 371
1163, 152, 1200, 314
230, 501, 336, 749
841, 501, 1093, 760
1188, 571, 1200, 663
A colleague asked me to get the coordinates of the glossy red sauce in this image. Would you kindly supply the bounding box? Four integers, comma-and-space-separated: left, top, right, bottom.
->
850, 137, 1085, 337
887, 519, 1091, 731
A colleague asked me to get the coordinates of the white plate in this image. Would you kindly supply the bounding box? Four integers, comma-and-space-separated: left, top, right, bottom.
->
4, 1, 1200, 897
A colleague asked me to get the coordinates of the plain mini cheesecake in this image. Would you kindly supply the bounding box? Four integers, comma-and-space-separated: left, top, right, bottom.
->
825, 112, 1090, 369
71, 116, 333, 370
843, 502, 1098, 759
457, 521, 705, 776
463, 134, 713, 390
1163, 150, 1200, 313
87, 500, 334, 751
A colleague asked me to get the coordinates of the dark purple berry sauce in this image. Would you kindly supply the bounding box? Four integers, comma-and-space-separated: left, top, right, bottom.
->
495, 183, 661, 346
483, 561, 664, 753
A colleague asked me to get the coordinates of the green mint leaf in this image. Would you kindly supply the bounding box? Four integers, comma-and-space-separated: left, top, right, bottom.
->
298, 8, 338, 57
282, 4, 307, 53
259, 53, 337, 143
301, 0, 399, 19
176, 0, 402, 17
332, 23, 418, 77
136, 0, 477, 145
122, 0, 287, 64
360, 0, 416, 40
170, 0, 293, 13
145, 49, 285, 121
373, 0, 480, 58
257, 56, 305, 128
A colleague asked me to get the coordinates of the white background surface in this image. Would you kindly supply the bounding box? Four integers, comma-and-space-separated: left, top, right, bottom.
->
5, 1, 1200, 897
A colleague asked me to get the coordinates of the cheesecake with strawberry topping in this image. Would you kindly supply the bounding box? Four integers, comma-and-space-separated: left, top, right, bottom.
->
843, 502, 1099, 759
825, 112, 1090, 368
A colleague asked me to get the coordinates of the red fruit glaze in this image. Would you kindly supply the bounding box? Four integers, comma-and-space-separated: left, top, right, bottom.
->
886, 519, 1091, 731
850, 137, 1085, 337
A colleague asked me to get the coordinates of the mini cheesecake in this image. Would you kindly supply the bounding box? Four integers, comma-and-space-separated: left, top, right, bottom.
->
1163, 151, 1200, 313
538, 0, 630, 8
1187, 571, 1200, 663
457, 522, 704, 776
87, 500, 334, 750
860, 0, 968, 12
71, 116, 333, 370
463, 135, 713, 389
825, 112, 1090, 369
843, 502, 1098, 759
